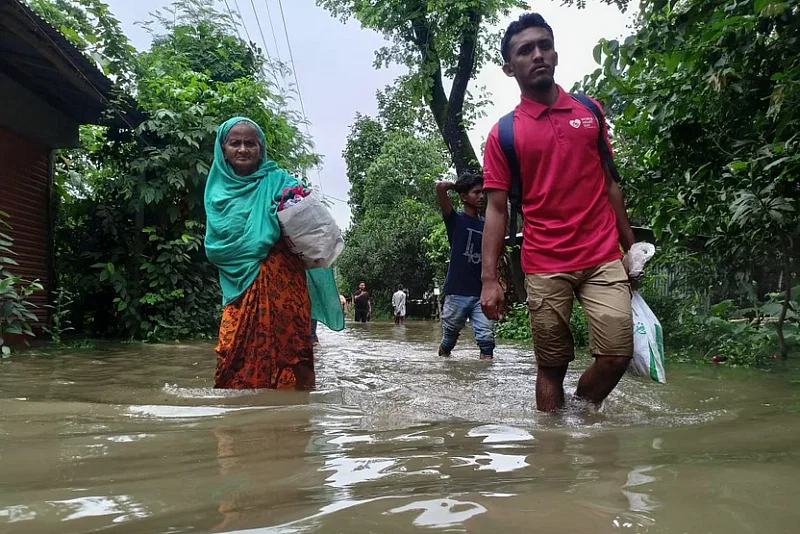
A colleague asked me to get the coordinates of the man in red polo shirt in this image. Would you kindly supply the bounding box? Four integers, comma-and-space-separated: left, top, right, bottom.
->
481, 13, 637, 412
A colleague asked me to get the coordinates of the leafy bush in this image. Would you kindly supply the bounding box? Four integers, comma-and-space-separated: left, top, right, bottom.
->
640, 284, 787, 367
496, 300, 589, 348
43, 286, 75, 347
496, 284, 785, 367
666, 314, 775, 367
578, 0, 800, 359
495, 303, 530, 341
0, 212, 43, 356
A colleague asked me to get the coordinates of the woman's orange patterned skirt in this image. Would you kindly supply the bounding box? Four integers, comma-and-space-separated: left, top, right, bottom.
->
214, 241, 314, 389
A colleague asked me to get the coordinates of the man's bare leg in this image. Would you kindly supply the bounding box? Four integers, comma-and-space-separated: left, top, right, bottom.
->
536, 364, 569, 412
575, 356, 629, 406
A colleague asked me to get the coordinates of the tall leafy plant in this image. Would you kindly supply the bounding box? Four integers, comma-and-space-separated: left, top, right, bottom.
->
0, 212, 43, 356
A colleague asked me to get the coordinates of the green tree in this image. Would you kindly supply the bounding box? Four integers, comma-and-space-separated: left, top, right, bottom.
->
0, 212, 43, 356
579, 0, 800, 357
375, 75, 444, 140
337, 199, 438, 310
362, 132, 446, 211
318, 1, 633, 175
339, 78, 452, 307
338, 127, 449, 308
422, 220, 450, 286
343, 114, 388, 223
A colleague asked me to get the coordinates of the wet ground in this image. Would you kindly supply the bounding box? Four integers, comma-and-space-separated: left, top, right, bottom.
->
1, 321, 799, 533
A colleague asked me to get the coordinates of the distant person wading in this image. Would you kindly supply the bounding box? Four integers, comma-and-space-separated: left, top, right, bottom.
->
436, 173, 496, 360
353, 281, 371, 323
392, 284, 407, 325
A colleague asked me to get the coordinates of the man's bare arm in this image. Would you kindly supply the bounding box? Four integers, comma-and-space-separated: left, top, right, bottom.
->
436, 181, 455, 217
480, 189, 509, 320
604, 166, 635, 252
481, 189, 508, 282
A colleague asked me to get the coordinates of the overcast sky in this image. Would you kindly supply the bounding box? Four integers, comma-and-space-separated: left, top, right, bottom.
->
104, 0, 634, 229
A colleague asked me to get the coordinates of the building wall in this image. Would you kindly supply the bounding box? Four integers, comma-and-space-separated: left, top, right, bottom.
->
0, 126, 52, 330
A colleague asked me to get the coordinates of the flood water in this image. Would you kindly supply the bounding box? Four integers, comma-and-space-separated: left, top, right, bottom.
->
1, 322, 799, 533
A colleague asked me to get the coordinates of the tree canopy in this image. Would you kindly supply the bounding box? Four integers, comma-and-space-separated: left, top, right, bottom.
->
337, 85, 451, 311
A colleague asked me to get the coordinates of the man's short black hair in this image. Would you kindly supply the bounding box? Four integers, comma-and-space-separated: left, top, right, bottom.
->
454, 172, 483, 194
501, 13, 554, 62
397, 284, 404, 291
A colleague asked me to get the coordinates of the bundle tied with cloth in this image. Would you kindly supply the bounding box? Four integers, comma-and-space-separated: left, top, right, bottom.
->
277, 185, 344, 269
204, 117, 344, 332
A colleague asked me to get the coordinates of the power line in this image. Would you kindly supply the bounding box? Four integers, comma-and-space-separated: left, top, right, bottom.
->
321, 193, 348, 204
277, 0, 308, 124
263, 0, 284, 64
226, 0, 280, 87
262, 0, 288, 95
277, 0, 325, 195
221, 0, 244, 41
231, 0, 253, 45
248, 0, 273, 63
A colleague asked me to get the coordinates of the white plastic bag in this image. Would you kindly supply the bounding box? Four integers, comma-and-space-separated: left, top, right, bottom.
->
623, 242, 656, 279
628, 291, 666, 383
277, 190, 344, 268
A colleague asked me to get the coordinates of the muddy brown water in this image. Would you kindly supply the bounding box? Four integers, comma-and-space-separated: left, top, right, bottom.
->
1, 322, 799, 533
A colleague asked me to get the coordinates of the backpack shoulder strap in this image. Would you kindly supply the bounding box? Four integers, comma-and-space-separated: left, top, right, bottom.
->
570, 93, 622, 182
570, 93, 602, 122
498, 111, 519, 187
497, 110, 521, 246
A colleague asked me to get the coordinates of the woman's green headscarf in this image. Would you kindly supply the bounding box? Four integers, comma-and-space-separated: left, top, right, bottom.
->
204, 117, 343, 331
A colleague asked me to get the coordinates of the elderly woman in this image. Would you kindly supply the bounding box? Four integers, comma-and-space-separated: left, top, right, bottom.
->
204, 117, 342, 390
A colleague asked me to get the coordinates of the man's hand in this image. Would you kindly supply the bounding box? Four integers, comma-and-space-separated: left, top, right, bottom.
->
436, 180, 456, 216
621, 253, 644, 290
481, 280, 506, 321
604, 167, 635, 252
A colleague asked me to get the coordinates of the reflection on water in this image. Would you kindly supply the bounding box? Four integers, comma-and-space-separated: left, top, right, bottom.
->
388, 498, 488, 527
1, 322, 800, 533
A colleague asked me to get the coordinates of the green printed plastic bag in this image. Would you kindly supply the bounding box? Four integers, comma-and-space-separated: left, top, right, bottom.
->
628, 291, 666, 383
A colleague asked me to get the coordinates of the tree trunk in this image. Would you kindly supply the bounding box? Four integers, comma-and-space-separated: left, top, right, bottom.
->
442, 119, 480, 176
411, 7, 481, 176
777, 252, 792, 360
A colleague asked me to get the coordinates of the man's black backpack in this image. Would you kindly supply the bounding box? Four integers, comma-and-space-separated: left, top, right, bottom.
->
498, 93, 621, 246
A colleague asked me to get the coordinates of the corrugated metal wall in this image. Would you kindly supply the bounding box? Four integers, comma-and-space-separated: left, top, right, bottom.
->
0, 126, 52, 330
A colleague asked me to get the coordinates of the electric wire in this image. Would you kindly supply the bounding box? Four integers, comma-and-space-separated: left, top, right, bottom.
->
276, 0, 326, 195
248, 0, 274, 63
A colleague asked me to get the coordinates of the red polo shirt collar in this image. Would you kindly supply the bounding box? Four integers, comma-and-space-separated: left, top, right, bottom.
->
518, 85, 574, 120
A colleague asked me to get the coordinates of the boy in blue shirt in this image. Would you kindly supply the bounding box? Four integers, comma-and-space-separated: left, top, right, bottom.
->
435, 173, 495, 360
